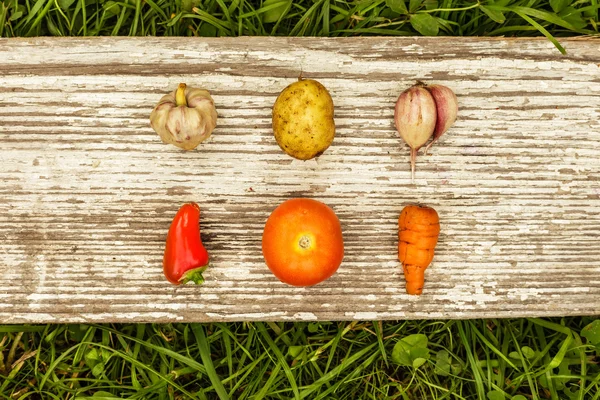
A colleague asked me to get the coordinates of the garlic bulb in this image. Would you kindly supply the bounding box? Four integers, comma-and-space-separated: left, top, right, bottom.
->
150, 83, 217, 150
394, 81, 458, 181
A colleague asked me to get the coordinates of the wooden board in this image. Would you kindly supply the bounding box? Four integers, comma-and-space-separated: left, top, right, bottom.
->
1, 37, 600, 323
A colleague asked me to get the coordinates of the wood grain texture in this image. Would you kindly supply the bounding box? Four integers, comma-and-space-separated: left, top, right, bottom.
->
1, 37, 599, 323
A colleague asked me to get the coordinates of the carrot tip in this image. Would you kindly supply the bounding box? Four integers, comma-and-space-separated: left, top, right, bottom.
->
405, 283, 423, 296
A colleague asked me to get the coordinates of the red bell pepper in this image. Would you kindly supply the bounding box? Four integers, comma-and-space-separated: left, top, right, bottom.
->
163, 202, 209, 285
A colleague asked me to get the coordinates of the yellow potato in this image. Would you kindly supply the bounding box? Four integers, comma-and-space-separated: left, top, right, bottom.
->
272, 78, 335, 160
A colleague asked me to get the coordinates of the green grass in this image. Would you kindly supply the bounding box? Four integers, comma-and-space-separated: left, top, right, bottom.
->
0, 1, 599, 52
1, 1, 600, 398
1, 318, 599, 398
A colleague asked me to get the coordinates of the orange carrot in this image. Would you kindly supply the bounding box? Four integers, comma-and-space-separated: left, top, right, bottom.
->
398, 205, 440, 295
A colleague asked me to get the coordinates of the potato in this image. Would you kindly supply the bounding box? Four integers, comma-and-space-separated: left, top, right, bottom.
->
272, 78, 335, 160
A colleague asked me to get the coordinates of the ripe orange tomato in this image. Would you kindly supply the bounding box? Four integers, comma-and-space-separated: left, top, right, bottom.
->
262, 198, 344, 287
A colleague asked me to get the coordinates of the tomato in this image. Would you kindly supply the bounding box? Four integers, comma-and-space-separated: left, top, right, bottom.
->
163, 203, 209, 285
262, 198, 344, 286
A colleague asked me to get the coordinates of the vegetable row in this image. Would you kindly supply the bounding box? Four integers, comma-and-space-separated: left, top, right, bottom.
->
164, 200, 440, 295
151, 77, 458, 295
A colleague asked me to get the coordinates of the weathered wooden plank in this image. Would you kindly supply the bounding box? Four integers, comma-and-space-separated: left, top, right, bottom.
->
0, 37, 599, 323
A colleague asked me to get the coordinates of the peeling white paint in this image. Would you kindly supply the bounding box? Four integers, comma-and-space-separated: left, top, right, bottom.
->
352, 312, 379, 320
293, 312, 318, 321
80, 312, 184, 320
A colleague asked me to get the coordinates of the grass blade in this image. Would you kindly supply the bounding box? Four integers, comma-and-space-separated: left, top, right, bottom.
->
255, 322, 300, 399
253, 360, 282, 400
457, 321, 485, 399
91, 324, 207, 373
0, 326, 47, 333
471, 324, 519, 370
300, 342, 378, 398
191, 324, 230, 400
24, 0, 53, 36
487, 4, 591, 33
514, 11, 566, 54
508, 326, 539, 400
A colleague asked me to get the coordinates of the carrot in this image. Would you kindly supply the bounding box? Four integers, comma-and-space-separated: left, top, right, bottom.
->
398, 205, 440, 295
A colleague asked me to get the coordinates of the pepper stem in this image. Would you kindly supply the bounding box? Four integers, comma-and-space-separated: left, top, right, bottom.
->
175, 83, 187, 107
410, 147, 417, 183
179, 265, 207, 285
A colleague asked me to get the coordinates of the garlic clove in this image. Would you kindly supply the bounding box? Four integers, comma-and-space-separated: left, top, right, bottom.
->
394, 86, 437, 150
394, 85, 437, 181
424, 84, 458, 153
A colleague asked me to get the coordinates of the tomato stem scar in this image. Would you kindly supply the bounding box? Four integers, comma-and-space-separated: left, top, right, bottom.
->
298, 235, 311, 249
